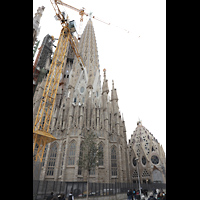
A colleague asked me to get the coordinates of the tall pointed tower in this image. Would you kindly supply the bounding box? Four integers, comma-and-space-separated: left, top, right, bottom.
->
33, 19, 130, 184
33, 6, 45, 47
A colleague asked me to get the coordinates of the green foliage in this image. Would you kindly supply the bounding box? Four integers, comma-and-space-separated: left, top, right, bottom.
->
77, 131, 103, 173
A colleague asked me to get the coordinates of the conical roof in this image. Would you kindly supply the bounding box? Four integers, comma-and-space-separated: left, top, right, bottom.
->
78, 19, 100, 85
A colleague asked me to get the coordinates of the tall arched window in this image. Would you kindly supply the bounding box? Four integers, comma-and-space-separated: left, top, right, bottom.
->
111, 146, 117, 176
98, 142, 104, 166
46, 142, 58, 176
68, 140, 76, 165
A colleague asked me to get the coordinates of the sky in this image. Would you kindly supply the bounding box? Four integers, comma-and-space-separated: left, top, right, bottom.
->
33, 0, 166, 154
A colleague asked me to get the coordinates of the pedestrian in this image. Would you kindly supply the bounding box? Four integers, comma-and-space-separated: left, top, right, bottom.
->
127, 189, 133, 200
127, 190, 130, 200
157, 192, 161, 199
148, 192, 157, 200
58, 193, 65, 200
158, 192, 165, 200
46, 192, 54, 200
135, 190, 140, 199
68, 191, 74, 200
133, 188, 136, 199
144, 189, 148, 197
162, 193, 166, 200
61, 193, 65, 200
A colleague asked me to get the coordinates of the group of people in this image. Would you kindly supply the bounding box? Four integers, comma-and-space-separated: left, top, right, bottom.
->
127, 189, 166, 200
127, 189, 139, 199
46, 191, 74, 200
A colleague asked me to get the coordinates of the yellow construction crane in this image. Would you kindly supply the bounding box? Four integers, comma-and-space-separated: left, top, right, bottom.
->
55, 0, 88, 39
55, 0, 129, 39
33, 0, 85, 162
33, 0, 130, 163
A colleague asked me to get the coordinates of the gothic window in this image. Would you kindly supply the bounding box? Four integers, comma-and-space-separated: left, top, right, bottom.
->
98, 142, 104, 166
89, 168, 95, 175
151, 155, 159, 164
111, 146, 117, 176
60, 142, 66, 176
46, 142, 58, 176
132, 170, 138, 178
142, 169, 150, 177
132, 157, 137, 166
80, 86, 85, 93
142, 156, 146, 165
68, 140, 76, 165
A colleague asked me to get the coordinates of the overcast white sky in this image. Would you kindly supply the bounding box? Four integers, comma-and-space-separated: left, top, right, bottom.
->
33, 0, 166, 154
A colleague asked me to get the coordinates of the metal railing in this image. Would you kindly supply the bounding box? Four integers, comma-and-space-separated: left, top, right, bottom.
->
33, 180, 166, 199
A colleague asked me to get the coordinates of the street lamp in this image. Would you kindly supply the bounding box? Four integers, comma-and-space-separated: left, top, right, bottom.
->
135, 157, 142, 199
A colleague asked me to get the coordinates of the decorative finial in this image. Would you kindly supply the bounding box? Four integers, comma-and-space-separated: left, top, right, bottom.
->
137, 118, 142, 126
89, 12, 93, 19
112, 80, 114, 88
103, 68, 106, 79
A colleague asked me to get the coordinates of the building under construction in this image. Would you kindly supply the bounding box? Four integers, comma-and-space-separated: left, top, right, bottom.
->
33, 2, 166, 192
33, 17, 130, 183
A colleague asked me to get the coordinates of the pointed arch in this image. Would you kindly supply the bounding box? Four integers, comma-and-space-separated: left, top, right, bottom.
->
46, 142, 58, 176
67, 140, 76, 165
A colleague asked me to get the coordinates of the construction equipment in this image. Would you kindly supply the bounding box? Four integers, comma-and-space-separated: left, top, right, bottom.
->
55, 0, 129, 39
33, 0, 86, 162
56, 0, 88, 39
33, 0, 129, 163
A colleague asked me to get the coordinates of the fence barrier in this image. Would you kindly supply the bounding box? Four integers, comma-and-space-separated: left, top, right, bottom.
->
33, 180, 166, 200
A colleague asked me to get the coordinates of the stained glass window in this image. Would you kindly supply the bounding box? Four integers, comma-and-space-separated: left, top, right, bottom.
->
68, 141, 76, 165
111, 146, 117, 176
151, 155, 159, 164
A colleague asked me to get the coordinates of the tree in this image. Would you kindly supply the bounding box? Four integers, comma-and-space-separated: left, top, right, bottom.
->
77, 131, 103, 200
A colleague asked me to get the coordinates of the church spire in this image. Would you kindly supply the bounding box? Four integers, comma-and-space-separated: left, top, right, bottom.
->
102, 68, 109, 94
111, 80, 118, 101
78, 19, 100, 86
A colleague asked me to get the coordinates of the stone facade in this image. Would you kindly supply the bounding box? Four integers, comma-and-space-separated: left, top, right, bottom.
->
127, 121, 166, 183
33, 19, 129, 183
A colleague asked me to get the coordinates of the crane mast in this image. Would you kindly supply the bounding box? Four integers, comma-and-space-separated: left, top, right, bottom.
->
33, 0, 129, 163
33, 2, 86, 162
